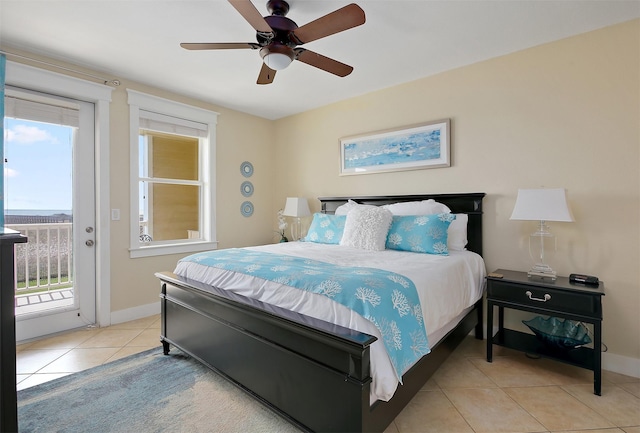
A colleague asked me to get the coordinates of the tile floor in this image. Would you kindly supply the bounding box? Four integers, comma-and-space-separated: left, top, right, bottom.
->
16, 315, 160, 390
16, 317, 640, 433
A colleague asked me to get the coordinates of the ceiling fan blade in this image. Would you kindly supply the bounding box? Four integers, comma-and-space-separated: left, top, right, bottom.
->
228, 0, 274, 36
295, 49, 353, 77
257, 63, 276, 85
180, 42, 260, 50
292, 4, 365, 44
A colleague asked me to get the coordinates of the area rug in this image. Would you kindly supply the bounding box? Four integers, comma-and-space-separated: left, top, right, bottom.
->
18, 347, 303, 433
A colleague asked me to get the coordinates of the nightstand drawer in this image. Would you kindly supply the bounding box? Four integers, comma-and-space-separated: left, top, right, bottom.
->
488, 280, 602, 318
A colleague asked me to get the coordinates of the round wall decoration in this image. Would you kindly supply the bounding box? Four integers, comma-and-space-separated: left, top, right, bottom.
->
240, 181, 254, 197
240, 161, 254, 178
240, 201, 254, 217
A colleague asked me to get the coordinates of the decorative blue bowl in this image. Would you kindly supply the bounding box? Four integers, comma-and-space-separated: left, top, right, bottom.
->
522, 316, 592, 350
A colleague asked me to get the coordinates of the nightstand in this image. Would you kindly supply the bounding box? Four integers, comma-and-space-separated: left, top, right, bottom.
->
486, 269, 604, 395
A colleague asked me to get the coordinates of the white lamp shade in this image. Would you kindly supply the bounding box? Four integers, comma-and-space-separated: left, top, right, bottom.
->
282, 197, 311, 218
510, 188, 574, 222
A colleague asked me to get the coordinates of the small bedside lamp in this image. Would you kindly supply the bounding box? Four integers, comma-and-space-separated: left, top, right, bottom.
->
282, 197, 311, 241
510, 188, 574, 280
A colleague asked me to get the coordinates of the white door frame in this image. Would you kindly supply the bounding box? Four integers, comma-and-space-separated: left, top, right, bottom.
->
6, 61, 113, 335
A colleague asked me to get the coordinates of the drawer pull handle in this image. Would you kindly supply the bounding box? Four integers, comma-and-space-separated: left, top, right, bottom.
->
525, 291, 551, 302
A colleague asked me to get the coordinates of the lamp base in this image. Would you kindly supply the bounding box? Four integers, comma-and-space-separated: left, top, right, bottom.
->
528, 263, 557, 280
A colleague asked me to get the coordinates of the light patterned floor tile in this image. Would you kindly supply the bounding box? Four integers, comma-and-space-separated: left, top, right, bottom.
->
504, 385, 614, 431
550, 429, 624, 433
563, 383, 640, 427
470, 355, 582, 388
14, 324, 640, 433
418, 377, 439, 391
26, 328, 98, 350
77, 329, 143, 348
37, 347, 121, 373
383, 421, 400, 433
454, 334, 521, 359
443, 387, 547, 433
394, 390, 474, 433
105, 346, 156, 363
16, 349, 69, 374
433, 355, 497, 389
619, 382, 640, 398
125, 328, 162, 347
107, 315, 160, 330
603, 370, 640, 384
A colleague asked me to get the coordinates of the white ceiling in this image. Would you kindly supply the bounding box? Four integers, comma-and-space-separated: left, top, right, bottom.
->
1, 1, 638, 120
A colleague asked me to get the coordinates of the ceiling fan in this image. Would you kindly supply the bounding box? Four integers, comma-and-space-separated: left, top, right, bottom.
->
180, 0, 366, 85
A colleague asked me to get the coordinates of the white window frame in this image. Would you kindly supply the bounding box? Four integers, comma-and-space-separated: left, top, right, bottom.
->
127, 89, 218, 258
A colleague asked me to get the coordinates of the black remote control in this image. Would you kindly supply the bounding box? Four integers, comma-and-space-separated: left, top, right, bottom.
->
569, 273, 599, 285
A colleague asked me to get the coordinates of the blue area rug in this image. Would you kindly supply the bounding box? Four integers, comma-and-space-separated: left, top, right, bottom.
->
18, 347, 302, 433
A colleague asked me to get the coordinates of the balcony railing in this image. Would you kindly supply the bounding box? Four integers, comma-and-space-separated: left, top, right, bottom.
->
6, 222, 73, 294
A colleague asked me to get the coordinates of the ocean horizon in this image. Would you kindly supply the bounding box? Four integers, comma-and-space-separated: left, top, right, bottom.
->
5, 209, 72, 216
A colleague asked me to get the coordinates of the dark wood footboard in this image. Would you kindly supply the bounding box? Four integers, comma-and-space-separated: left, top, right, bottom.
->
158, 271, 483, 433
158, 271, 377, 432
157, 192, 485, 432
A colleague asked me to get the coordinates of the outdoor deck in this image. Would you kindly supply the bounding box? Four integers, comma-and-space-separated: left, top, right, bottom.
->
6, 218, 74, 315
15, 288, 74, 314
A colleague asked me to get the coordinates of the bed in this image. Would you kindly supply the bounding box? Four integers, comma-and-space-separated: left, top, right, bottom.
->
156, 192, 486, 432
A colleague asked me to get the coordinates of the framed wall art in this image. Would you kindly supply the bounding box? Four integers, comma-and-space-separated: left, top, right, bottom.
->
339, 119, 450, 175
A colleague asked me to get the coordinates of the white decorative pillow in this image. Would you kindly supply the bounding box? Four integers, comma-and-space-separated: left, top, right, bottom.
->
334, 199, 360, 216
448, 213, 468, 251
340, 205, 393, 251
383, 199, 451, 216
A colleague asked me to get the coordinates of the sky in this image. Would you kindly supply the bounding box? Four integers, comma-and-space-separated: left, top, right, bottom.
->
3, 117, 73, 211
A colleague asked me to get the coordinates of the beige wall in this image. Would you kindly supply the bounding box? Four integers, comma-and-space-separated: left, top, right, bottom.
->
107, 80, 276, 312
3, 18, 638, 369
274, 20, 640, 363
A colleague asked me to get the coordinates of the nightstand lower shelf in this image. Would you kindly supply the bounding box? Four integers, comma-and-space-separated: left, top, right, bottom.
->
491, 329, 595, 371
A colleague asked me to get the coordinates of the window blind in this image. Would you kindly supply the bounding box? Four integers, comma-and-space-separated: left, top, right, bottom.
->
4, 96, 80, 127
139, 109, 207, 138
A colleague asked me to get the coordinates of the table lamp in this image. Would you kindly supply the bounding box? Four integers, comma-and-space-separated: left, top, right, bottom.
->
510, 188, 574, 280
282, 197, 311, 241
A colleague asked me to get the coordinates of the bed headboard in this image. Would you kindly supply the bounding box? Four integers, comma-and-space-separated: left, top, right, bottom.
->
318, 193, 485, 257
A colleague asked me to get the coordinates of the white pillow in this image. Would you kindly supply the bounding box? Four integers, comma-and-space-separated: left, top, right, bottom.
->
447, 213, 468, 251
334, 199, 360, 216
383, 199, 451, 216
340, 205, 393, 251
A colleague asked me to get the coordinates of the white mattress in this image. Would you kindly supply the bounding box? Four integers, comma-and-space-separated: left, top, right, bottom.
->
174, 242, 486, 403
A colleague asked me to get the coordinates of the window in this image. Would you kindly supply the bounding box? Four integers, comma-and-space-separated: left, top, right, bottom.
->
127, 90, 218, 258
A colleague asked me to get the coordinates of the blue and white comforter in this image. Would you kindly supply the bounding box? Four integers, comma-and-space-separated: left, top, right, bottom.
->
179, 248, 430, 379
174, 242, 486, 403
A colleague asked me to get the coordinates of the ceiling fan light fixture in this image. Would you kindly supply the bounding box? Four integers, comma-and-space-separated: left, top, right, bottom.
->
260, 44, 295, 70
181, 0, 366, 84
263, 52, 293, 70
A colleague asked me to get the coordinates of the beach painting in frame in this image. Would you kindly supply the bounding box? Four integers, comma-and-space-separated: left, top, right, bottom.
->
340, 119, 450, 175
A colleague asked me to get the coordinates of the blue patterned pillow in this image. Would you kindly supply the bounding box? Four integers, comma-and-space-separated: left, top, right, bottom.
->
385, 213, 456, 255
304, 213, 346, 244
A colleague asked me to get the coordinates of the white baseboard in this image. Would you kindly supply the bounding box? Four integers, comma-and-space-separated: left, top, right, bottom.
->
110, 301, 160, 325
603, 351, 640, 379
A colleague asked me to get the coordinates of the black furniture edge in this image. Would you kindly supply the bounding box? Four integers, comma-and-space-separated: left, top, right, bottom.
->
0, 230, 28, 433
158, 192, 485, 432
